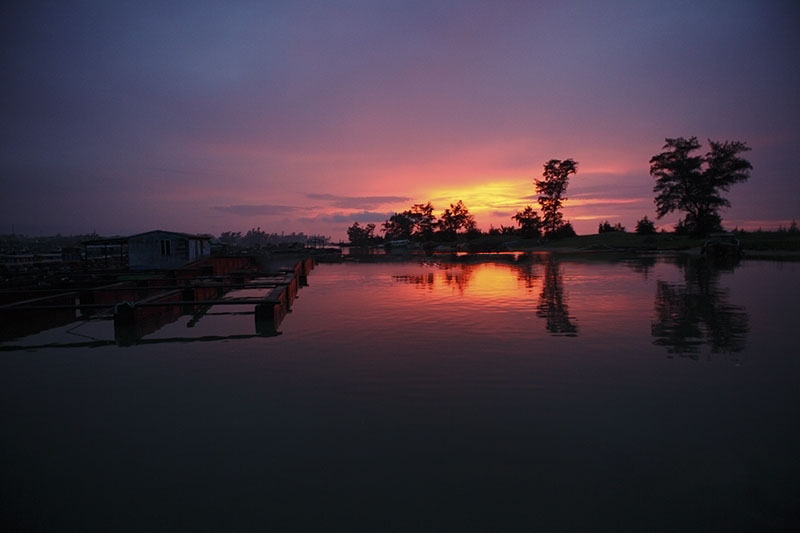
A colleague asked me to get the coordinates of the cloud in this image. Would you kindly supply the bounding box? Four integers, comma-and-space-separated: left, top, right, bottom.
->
566, 197, 649, 208
212, 204, 300, 216
300, 211, 392, 224
305, 193, 410, 210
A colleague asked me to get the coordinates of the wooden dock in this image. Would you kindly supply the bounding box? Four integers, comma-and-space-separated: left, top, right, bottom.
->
0, 255, 316, 345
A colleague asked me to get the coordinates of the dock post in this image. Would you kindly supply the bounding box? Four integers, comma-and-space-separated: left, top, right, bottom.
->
255, 285, 288, 336
113, 302, 138, 346
299, 257, 314, 286
114, 302, 136, 325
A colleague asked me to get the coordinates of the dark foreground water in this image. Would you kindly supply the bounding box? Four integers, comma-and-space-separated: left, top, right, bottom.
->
2, 254, 799, 531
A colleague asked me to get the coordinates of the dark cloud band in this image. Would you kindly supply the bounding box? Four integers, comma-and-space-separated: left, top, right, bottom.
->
212, 205, 299, 216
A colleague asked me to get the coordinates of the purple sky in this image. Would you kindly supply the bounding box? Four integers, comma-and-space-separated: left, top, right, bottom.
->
1, 0, 798, 239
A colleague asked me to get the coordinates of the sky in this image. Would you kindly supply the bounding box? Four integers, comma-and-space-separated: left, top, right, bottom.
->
1, 0, 798, 240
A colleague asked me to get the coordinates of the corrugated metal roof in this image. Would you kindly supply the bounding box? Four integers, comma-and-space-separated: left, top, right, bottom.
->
128, 230, 212, 240
83, 230, 212, 245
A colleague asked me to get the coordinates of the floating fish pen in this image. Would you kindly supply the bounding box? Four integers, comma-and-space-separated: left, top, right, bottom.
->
0, 255, 315, 347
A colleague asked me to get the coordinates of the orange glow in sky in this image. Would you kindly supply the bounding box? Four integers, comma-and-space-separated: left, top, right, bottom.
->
2, 1, 795, 238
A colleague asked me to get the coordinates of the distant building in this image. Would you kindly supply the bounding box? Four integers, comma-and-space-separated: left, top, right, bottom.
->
83, 230, 212, 271
128, 230, 211, 270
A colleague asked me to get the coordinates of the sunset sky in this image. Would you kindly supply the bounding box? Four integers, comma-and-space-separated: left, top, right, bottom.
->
1, 0, 798, 240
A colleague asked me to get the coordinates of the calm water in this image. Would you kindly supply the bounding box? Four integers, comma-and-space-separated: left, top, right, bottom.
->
2, 254, 799, 531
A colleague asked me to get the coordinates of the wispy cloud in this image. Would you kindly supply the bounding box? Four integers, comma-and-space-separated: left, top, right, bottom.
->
306, 193, 410, 210
300, 211, 392, 224
566, 197, 648, 208
212, 204, 300, 216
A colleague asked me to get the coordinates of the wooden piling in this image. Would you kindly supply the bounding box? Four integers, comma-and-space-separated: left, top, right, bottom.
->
254, 285, 288, 334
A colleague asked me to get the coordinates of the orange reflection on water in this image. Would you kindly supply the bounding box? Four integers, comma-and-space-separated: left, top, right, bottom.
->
394, 260, 539, 298
388, 257, 579, 337
383, 255, 688, 340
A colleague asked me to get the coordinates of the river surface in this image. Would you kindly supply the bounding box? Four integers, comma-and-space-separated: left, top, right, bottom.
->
2, 254, 799, 531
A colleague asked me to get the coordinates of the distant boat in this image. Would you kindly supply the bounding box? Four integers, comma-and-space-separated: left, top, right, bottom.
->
385, 239, 410, 248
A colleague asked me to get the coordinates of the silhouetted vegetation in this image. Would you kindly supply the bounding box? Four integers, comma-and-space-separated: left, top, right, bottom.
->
635, 216, 656, 235
379, 203, 437, 241
598, 220, 625, 234
650, 137, 752, 236
536, 159, 578, 237
219, 228, 326, 248
778, 220, 799, 233
488, 225, 518, 236
512, 206, 542, 238
358, 200, 480, 244
547, 221, 577, 239
438, 200, 477, 239
410, 202, 438, 240
346, 222, 377, 245
344, 135, 773, 249
382, 213, 415, 240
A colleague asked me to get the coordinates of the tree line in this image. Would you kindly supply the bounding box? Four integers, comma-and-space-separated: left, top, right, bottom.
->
347, 200, 481, 245
347, 158, 580, 245
219, 228, 330, 248
347, 136, 753, 245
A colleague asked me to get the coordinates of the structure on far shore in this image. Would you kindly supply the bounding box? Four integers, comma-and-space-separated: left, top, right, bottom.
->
128, 230, 211, 270
84, 230, 211, 270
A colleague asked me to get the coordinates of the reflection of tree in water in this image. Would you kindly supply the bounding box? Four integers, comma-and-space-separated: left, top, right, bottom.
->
392, 273, 435, 289
516, 263, 538, 291
390, 257, 579, 337
440, 264, 472, 293
625, 255, 657, 279
537, 258, 578, 336
651, 257, 748, 359
391, 264, 472, 293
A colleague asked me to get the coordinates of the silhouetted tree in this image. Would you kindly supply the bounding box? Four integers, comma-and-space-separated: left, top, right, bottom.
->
243, 227, 269, 247
382, 202, 438, 241
382, 212, 415, 240
635, 216, 657, 235
650, 137, 752, 236
347, 222, 376, 245
512, 205, 542, 238
219, 231, 243, 245
410, 202, 437, 240
536, 159, 578, 236
598, 220, 625, 233
501, 225, 517, 235
548, 221, 576, 239
465, 226, 482, 240
437, 200, 476, 239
